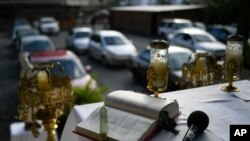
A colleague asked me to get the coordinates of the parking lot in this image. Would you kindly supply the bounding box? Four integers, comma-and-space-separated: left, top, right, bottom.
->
50, 31, 154, 93
0, 31, 155, 140
1, 27, 250, 141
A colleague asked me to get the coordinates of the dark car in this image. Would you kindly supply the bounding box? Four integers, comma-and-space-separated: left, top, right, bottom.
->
207, 25, 236, 44
16, 29, 39, 51
129, 45, 193, 91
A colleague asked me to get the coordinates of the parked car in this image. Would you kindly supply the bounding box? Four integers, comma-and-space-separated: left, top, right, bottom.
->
88, 30, 137, 66
168, 27, 226, 60
129, 45, 194, 91
38, 17, 60, 34
192, 21, 206, 30
20, 50, 97, 89
14, 18, 29, 26
12, 24, 32, 42
158, 18, 193, 40
16, 29, 39, 51
19, 35, 55, 71
207, 25, 236, 44
66, 27, 93, 54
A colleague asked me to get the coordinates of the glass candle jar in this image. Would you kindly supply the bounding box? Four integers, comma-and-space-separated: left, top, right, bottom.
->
147, 40, 169, 97
226, 34, 244, 79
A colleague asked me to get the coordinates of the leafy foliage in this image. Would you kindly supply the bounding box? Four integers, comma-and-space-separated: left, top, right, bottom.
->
73, 84, 107, 105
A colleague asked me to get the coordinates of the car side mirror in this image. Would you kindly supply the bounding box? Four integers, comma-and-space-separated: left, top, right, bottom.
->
85, 65, 92, 74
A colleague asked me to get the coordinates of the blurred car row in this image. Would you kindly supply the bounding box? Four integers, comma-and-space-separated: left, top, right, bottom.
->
12, 17, 233, 92
12, 18, 96, 90
157, 18, 235, 60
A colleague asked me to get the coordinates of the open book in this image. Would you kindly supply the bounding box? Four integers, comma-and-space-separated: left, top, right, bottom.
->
75, 90, 179, 141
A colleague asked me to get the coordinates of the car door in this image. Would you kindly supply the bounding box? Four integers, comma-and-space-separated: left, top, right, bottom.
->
174, 33, 194, 50
182, 34, 194, 50
89, 34, 103, 60
173, 33, 185, 46
135, 50, 150, 82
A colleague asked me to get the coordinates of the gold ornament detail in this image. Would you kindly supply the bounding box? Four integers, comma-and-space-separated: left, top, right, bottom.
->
17, 62, 74, 141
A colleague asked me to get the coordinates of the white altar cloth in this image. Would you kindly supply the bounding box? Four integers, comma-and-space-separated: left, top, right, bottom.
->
61, 80, 250, 141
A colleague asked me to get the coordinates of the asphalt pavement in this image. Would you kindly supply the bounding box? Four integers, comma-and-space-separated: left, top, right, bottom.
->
0, 33, 19, 141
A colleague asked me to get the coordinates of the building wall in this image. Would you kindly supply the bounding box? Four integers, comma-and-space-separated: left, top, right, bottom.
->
110, 11, 154, 35
110, 6, 206, 36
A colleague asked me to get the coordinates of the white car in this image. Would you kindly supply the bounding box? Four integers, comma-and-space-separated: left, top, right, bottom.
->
12, 24, 32, 41
19, 35, 55, 75
168, 27, 226, 60
66, 27, 93, 54
20, 50, 97, 89
158, 19, 193, 40
38, 17, 60, 34
88, 30, 137, 66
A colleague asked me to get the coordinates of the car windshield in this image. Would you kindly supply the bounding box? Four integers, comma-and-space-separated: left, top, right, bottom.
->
41, 19, 55, 24
193, 34, 214, 42
17, 30, 38, 38
23, 40, 54, 52
49, 60, 85, 79
75, 32, 90, 38
104, 36, 125, 45
169, 52, 191, 70
176, 23, 192, 29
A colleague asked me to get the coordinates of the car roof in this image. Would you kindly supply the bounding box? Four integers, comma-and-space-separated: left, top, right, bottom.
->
162, 18, 192, 24
30, 50, 76, 62
97, 30, 123, 36
145, 45, 193, 54
21, 35, 50, 42
18, 30, 39, 36
14, 24, 32, 30
73, 27, 92, 33
14, 19, 29, 26
40, 17, 56, 21
168, 45, 193, 54
177, 27, 209, 35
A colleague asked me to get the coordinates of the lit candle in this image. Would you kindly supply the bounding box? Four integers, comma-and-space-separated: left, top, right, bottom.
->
226, 34, 244, 78
37, 71, 50, 91
147, 40, 169, 95
227, 43, 242, 68
151, 60, 168, 88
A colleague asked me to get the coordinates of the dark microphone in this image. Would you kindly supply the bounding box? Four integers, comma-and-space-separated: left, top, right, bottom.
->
183, 111, 209, 141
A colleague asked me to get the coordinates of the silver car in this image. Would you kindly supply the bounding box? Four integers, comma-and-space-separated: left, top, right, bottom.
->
168, 27, 226, 60
19, 35, 55, 76
88, 30, 137, 66
38, 17, 60, 34
158, 18, 193, 40
66, 27, 92, 54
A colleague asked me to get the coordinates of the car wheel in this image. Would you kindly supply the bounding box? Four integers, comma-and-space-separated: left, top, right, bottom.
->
102, 57, 109, 67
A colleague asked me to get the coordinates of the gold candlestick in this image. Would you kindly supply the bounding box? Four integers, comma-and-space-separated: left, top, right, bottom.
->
221, 34, 244, 92
147, 40, 169, 97
17, 63, 74, 141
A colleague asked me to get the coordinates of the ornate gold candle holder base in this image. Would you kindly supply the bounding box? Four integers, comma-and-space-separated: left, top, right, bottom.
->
221, 84, 240, 92
42, 119, 58, 141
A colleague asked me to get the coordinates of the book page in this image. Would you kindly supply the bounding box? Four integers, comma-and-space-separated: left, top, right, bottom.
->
104, 90, 178, 119
76, 106, 157, 141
